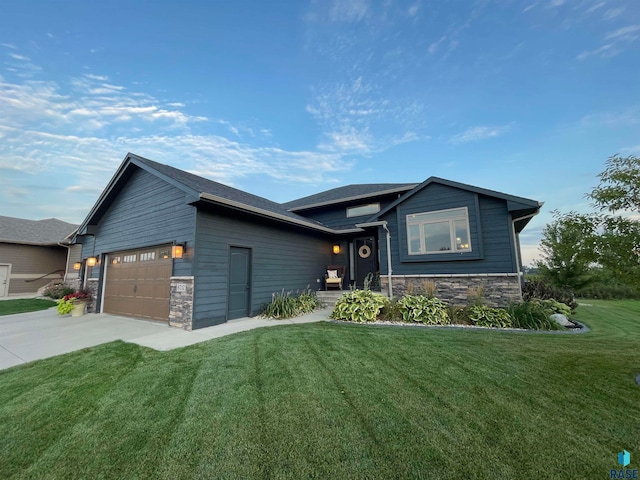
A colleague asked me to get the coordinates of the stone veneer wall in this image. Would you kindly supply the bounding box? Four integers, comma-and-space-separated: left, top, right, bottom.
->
380, 274, 522, 307
169, 276, 194, 331
86, 278, 99, 313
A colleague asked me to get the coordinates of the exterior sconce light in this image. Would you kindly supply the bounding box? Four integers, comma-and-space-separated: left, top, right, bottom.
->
86, 257, 97, 267
73, 262, 82, 270
332, 244, 341, 255
171, 244, 184, 259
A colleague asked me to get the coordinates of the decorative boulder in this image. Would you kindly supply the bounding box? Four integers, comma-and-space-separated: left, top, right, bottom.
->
550, 313, 572, 327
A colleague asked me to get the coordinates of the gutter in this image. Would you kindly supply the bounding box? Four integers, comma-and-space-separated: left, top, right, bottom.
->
199, 192, 364, 235
355, 220, 393, 299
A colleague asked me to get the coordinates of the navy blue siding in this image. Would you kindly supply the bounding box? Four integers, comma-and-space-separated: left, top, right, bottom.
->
380, 183, 517, 275
80, 167, 196, 283
299, 196, 400, 229
193, 209, 334, 328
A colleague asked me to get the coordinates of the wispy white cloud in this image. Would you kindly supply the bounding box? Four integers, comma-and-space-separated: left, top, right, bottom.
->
604, 24, 640, 41
585, 2, 606, 14
0, 65, 360, 221
428, 36, 446, 54
329, 0, 369, 23
576, 24, 640, 60
1, 43, 17, 49
450, 124, 512, 144
407, 3, 419, 17
603, 8, 624, 20
547, 0, 565, 8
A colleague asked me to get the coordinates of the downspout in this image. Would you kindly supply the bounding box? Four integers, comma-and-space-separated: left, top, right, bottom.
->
355, 220, 393, 299
511, 211, 540, 298
383, 222, 393, 299
57, 242, 71, 282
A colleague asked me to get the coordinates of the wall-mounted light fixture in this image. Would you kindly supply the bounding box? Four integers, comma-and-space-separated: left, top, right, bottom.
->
332, 244, 341, 255
86, 257, 97, 267
73, 262, 82, 270
171, 244, 184, 259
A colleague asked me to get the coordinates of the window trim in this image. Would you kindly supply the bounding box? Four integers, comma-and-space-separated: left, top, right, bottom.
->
406, 207, 472, 255
346, 203, 380, 218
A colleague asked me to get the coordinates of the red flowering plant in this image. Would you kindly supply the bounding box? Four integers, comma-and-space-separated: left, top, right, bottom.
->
57, 290, 91, 315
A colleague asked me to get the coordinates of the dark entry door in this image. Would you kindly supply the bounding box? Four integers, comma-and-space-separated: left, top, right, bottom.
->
354, 236, 378, 288
228, 247, 251, 320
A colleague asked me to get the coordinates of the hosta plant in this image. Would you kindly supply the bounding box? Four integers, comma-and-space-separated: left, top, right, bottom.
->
468, 305, 512, 328
331, 289, 388, 323
398, 295, 450, 324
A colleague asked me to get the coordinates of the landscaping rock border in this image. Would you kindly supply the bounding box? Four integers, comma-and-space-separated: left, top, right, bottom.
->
330, 319, 590, 334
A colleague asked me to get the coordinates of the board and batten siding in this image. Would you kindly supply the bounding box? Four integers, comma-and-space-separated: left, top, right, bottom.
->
79, 167, 197, 303
0, 243, 67, 294
379, 183, 518, 275
193, 209, 333, 328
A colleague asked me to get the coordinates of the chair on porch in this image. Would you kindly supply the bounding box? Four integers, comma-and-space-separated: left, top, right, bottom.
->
325, 265, 345, 290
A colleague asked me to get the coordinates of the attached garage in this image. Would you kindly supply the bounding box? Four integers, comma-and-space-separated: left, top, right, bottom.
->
103, 245, 173, 322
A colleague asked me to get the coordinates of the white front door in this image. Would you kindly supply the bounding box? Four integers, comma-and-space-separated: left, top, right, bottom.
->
0, 265, 9, 297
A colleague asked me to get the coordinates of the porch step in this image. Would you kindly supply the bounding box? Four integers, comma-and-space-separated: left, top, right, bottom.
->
316, 290, 347, 308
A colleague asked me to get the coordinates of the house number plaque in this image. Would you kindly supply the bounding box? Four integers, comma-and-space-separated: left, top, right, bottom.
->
176, 283, 187, 292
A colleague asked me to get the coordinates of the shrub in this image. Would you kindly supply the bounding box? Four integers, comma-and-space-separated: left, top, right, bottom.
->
448, 305, 472, 325
508, 301, 564, 330
262, 288, 321, 319
468, 305, 512, 328
331, 290, 388, 323
576, 283, 640, 299
380, 298, 401, 321
398, 295, 450, 324
42, 282, 74, 300
522, 278, 578, 311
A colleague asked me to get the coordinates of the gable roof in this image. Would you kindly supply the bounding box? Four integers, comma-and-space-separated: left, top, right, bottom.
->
283, 183, 418, 211
0, 216, 78, 246
78, 153, 356, 236
370, 177, 542, 228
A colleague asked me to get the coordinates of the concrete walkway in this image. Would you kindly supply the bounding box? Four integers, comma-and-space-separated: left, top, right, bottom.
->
0, 308, 331, 370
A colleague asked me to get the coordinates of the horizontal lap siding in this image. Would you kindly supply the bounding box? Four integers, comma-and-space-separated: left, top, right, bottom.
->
193, 210, 333, 328
0, 243, 67, 294
299, 197, 399, 229
382, 183, 516, 275
81, 167, 196, 281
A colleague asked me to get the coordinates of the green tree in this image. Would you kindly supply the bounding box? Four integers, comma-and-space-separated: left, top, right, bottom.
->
537, 155, 640, 291
589, 154, 640, 287
588, 154, 640, 214
536, 210, 599, 290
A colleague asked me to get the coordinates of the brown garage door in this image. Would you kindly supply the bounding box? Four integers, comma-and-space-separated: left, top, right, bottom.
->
104, 245, 172, 322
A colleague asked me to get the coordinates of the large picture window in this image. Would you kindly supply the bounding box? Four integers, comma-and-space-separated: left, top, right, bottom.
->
407, 207, 471, 255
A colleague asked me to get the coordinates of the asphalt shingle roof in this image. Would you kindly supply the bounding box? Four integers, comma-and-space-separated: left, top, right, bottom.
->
0, 216, 78, 245
133, 155, 327, 227
282, 183, 418, 210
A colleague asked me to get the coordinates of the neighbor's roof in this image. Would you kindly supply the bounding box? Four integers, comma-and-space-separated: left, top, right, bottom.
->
282, 183, 419, 211
0, 216, 78, 246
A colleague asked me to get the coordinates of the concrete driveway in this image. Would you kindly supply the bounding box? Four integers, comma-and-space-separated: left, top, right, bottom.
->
0, 307, 330, 370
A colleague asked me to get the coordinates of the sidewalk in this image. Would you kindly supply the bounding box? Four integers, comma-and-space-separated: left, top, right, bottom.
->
128, 308, 332, 351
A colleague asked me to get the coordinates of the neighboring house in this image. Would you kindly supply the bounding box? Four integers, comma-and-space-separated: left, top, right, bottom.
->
0, 216, 79, 297
75, 153, 542, 330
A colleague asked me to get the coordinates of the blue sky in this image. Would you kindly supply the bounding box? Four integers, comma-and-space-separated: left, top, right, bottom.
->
1, 0, 639, 264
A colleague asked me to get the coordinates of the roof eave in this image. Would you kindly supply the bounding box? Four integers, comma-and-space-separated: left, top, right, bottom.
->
287, 185, 419, 212
198, 193, 363, 235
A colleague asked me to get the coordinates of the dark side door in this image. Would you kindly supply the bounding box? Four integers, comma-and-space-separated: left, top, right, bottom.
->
228, 247, 251, 320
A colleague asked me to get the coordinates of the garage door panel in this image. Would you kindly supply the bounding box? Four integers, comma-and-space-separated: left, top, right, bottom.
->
104, 246, 172, 322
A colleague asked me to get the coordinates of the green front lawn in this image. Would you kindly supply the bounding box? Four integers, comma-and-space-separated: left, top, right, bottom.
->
0, 298, 56, 316
0, 300, 638, 478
